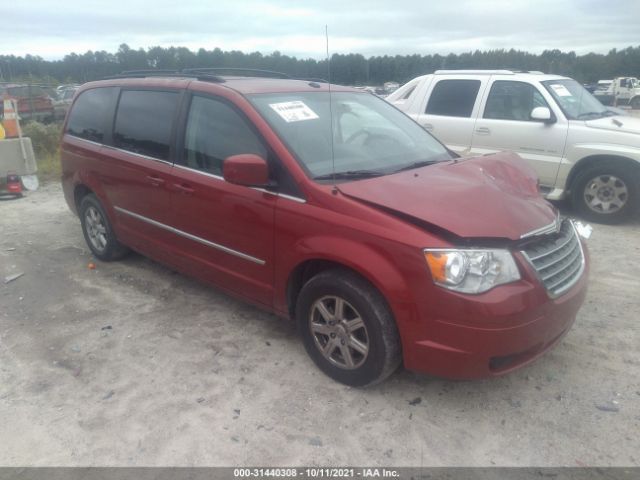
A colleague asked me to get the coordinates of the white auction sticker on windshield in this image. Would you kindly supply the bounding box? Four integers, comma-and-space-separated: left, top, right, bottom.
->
269, 101, 319, 122
550, 84, 572, 97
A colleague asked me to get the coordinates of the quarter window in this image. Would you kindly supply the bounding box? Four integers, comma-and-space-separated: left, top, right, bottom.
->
426, 79, 481, 117
183, 96, 266, 175
484, 81, 549, 121
113, 90, 179, 161
66, 87, 118, 143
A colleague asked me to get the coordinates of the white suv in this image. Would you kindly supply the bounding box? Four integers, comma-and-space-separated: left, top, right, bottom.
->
387, 70, 640, 223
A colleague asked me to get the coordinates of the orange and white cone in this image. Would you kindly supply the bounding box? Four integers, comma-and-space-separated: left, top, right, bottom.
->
2, 96, 20, 139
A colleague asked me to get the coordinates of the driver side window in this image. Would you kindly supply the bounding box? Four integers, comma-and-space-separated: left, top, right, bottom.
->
183, 95, 266, 176
484, 81, 549, 122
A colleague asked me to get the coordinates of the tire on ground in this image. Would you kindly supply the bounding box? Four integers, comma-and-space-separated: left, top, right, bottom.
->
296, 268, 402, 386
79, 193, 129, 261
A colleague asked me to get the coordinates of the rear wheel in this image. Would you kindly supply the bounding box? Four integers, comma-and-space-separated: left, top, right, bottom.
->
571, 164, 638, 224
296, 269, 401, 386
79, 194, 129, 261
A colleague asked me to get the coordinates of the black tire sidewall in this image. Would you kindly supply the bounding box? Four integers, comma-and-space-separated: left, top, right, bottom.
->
571, 164, 638, 224
79, 194, 121, 261
296, 270, 399, 386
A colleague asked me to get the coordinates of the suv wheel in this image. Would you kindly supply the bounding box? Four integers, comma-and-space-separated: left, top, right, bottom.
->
79, 194, 129, 261
571, 164, 638, 224
296, 269, 401, 386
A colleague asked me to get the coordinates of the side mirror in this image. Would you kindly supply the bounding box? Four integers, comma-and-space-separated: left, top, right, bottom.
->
223, 154, 269, 187
531, 106, 554, 124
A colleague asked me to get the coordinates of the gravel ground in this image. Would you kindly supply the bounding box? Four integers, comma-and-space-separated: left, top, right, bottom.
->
0, 182, 639, 467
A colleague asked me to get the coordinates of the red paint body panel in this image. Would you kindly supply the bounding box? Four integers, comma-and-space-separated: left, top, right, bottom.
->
60, 76, 590, 380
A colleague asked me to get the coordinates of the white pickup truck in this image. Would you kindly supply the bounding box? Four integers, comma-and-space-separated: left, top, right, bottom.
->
387, 70, 640, 223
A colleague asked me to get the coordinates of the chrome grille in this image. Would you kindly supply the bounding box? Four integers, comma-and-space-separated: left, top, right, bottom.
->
521, 220, 585, 297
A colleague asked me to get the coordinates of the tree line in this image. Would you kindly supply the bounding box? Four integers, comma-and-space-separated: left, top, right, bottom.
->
1, 44, 639, 86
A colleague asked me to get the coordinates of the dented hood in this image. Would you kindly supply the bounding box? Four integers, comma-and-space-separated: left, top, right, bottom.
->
339, 152, 557, 241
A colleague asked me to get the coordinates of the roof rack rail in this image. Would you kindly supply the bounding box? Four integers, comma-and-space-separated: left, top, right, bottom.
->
182, 67, 290, 79
105, 69, 226, 83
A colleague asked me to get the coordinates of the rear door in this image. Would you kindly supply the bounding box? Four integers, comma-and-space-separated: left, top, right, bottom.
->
167, 92, 277, 307
470, 79, 568, 188
416, 76, 488, 154
100, 89, 181, 253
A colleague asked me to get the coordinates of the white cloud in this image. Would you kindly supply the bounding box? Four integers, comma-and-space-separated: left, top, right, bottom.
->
2, 0, 639, 59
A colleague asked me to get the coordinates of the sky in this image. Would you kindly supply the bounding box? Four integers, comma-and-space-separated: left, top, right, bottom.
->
3, 0, 639, 60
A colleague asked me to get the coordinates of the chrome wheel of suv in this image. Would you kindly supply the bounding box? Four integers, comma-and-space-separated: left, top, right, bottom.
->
572, 164, 638, 224
309, 295, 369, 369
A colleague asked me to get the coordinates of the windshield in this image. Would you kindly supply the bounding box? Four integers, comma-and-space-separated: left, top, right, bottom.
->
542, 79, 610, 120
249, 91, 452, 180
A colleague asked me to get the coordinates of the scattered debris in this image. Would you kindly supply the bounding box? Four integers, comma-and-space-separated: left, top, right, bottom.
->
595, 402, 619, 413
231, 436, 239, 443
102, 390, 115, 400
309, 436, 323, 447
408, 397, 422, 406
265, 341, 271, 346
71, 345, 81, 353
196, 397, 206, 404
5, 247, 16, 251
88, 263, 96, 270
4, 272, 24, 284
101, 325, 112, 331
234, 409, 240, 415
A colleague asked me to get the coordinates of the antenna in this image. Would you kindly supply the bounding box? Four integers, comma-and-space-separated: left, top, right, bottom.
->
325, 25, 337, 193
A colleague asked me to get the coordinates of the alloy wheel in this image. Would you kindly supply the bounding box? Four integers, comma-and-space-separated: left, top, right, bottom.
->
309, 295, 369, 369
583, 174, 628, 214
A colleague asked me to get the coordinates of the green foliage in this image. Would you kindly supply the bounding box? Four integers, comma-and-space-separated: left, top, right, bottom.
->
21, 121, 61, 157
1, 44, 639, 86
21, 121, 62, 179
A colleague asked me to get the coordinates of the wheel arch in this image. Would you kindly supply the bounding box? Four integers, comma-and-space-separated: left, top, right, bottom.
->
566, 154, 640, 192
284, 247, 411, 321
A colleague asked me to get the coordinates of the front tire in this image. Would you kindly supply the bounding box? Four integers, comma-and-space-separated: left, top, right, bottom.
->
79, 194, 129, 261
296, 269, 401, 386
571, 164, 638, 224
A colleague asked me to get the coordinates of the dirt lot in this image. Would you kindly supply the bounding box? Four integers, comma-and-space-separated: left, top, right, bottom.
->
0, 183, 639, 467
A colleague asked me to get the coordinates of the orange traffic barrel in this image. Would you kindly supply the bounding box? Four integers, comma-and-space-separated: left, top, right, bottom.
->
2, 96, 20, 138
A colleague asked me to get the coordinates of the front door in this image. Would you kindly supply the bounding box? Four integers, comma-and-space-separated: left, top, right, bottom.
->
168, 93, 276, 307
470, 80, 568, 188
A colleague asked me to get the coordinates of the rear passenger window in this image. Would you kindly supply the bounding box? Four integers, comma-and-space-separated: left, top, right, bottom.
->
113, 90, 179, 161
66, 87, 117, 143
183, 95, 266, 175
484, 81, 549, 121
426, 79, 481, 117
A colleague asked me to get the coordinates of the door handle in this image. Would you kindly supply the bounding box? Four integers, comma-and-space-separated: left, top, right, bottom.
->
145, 175, 165, 186
173, 183, 195, 194
475, 127, 491, 135
422, 123, 434, 131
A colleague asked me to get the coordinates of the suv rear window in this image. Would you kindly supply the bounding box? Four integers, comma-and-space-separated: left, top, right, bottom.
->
66, 87, 118, 143
426, 79, 481, 117
113, 90, 179, 161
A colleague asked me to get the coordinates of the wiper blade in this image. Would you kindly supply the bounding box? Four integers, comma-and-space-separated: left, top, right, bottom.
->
576, 111, 606, 119
391, 159, 442, 173
314, 170, 385, 180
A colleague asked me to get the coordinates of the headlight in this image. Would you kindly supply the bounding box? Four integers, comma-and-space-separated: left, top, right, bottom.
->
423, 249, 520, 294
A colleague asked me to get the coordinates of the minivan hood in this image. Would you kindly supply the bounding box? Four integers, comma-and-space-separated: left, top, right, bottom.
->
339, 152, 556, 241
585, 115, 640, 135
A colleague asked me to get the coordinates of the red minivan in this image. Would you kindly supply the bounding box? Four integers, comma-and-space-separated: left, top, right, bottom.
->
60, 70, 589, 386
